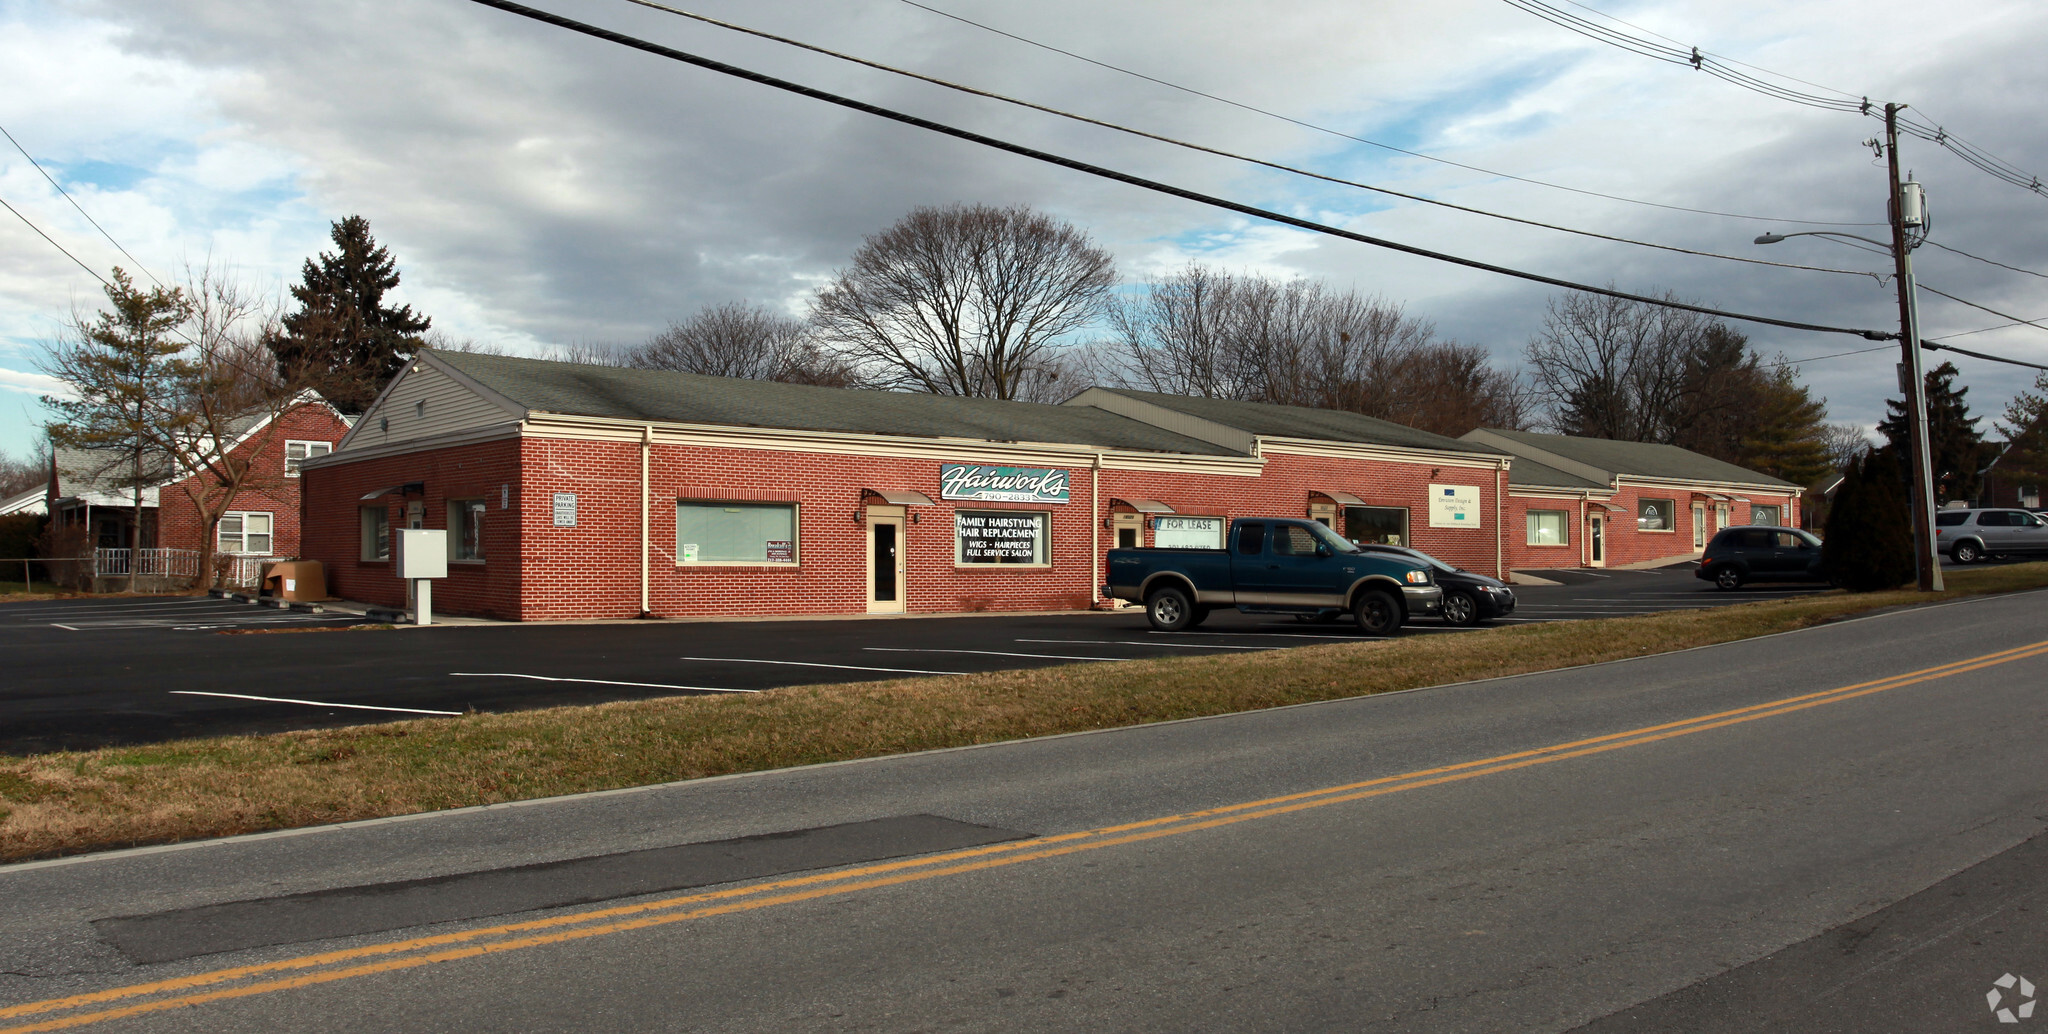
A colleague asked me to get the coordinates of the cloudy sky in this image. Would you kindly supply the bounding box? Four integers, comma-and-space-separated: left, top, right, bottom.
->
4, 0, 2045, 461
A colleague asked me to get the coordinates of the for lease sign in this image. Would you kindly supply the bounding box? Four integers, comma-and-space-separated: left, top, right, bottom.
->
1428, 483, 1482, 528
939, 464, 1070, 504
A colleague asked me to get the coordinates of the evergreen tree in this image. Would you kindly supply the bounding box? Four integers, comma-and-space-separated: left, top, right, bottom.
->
1995, 370, 2048, 490
1878, 361, 1988, 504
266, 216, 431, 413
1821, 447, 1915, 591
38, 269, 196, 590
1733, 365, 1834, 487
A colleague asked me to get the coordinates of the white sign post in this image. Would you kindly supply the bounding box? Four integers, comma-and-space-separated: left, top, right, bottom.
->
396, 529, 449, 626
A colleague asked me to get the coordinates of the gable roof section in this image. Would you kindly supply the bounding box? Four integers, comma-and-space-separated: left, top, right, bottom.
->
1067, 387, 1506, 457
1463, 428, 1798, 490
424, 351, 1235, 457
1503, 454, 1608, 492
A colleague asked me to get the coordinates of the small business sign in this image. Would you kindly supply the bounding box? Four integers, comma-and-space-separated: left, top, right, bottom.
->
764, 539, 794, 563
1428, 484, 1482, 528
552, 492, 578, 527
955, 512, 1044, 563
939, 463, 1070, 504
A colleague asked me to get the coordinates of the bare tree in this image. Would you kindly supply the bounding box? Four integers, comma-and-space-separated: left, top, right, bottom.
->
810, 204, 1116, 399
1523, 290, 1722, 442
0, 442, 49, 499
624, 302, 860, 387
1383, 342, 1533, 436
1822, 423, 1873, 472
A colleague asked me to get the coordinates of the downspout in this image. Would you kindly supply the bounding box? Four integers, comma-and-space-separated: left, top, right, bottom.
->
1090, 452, 1102, 606
639, 424, 652, 618
1494, 463, 1505, 580
1579, 495, 1587, 567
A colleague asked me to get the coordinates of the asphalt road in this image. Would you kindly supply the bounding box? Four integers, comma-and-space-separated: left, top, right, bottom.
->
2, 588, 2043, 1032
0, 567, 1826, 753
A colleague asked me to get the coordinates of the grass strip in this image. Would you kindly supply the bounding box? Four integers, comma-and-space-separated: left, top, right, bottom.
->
4, 565, 2046, 862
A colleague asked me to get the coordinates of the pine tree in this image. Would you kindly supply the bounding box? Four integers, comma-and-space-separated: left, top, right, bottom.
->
1878, 361, 1988, 504
1995, 371, 2048, 490
266, 216, 431, 413
1821, 447, 1915, 591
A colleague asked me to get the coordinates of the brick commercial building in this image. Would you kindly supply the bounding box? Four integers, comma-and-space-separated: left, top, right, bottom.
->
298, 352, 1515, 621
1461, 428, 1804, 570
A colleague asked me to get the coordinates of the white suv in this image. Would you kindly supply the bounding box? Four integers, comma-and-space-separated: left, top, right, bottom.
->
1934, 508, 2048, 563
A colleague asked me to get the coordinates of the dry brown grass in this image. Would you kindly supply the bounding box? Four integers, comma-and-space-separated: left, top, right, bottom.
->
4, 564, 2045, 862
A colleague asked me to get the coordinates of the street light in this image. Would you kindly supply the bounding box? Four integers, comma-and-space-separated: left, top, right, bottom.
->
1754, 105, 1942, 592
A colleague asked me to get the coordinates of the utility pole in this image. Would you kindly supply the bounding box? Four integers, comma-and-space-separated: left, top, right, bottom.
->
1885, 102, 1943, 591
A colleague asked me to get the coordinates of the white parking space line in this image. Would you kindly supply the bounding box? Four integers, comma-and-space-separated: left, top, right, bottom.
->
680, 656, 966, 676
866, 647, 1112, 662
1154, 630, 1362, 641
1014, 638, 1273, 651
169, 691, 463, 716
450, 672, 757, 694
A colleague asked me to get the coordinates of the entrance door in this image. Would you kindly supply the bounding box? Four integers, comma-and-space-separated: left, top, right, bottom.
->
1716, 502, 1731, 533
1691, 503, 1707, 550
866, 514, 905, 614
1589, 515, 1605, 567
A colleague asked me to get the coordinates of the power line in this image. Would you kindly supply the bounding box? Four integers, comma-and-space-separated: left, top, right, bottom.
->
1761, 344, 1891, 369
891, 0, 1884, 227
1500, 0, 2048, 200
1931, 315, 2048, 341
0, 192, 114, 290
1919, 239, 2048, 281
1922, 340, 2048, 373
465, 0, 1895, 342
0, 123, 165, 288
1917, 283, 2048, 336
618, 0, 1880, 281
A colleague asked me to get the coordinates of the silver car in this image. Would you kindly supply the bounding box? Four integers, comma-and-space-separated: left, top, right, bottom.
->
1933, 508, 2048, 563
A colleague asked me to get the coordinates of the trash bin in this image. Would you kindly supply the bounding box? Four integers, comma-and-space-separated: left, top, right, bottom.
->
262, 560, 326, 602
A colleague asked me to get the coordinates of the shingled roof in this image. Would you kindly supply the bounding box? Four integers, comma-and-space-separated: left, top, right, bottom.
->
429, 351, 1236, 457
1465, 428, 1798, 489
1068, 388, 1506, 455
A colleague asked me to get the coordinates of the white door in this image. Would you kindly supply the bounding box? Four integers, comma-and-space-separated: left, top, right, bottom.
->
1588, 515, 1605, 567
1691, 503, 1707, 550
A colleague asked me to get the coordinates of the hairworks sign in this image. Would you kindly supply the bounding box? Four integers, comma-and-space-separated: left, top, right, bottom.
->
939, 463, 1070, 504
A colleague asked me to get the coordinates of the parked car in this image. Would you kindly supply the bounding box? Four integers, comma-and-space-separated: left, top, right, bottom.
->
1354, 544, 1516, 626
1934, 508, 2048, 563
1696, 525, 1826, 590
1104, 517, 1443, 634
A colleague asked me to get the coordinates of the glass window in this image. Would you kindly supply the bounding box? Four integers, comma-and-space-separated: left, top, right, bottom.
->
1750, 504, 1781, 526
285, 440, 332, 476
1344, 506, 1407, 545
677, 502, 797, 564
1153, 516, 1224, 550
361, 507, 390, 560
1527, 510, 1568, 545
954, 510, 1048, 565
449, 499, 486, 561
219, 512, 273, 554
1638, 499, 1675, 531
1270, 525, 1319, 555
1234, 522, 1265, 555
1977, 511, 2010, 527
1935, 510, 1970, 527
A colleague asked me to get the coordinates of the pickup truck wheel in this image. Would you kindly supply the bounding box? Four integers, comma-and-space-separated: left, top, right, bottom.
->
1145, 586, 1197, 632
1441, 590, 1479, 626
1952, 541, 1981, 564
1353, 589, 1402, 636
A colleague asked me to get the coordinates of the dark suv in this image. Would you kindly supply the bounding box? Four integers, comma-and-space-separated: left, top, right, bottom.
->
1933, 508, 2048, 563
1697, 525, 1825, 590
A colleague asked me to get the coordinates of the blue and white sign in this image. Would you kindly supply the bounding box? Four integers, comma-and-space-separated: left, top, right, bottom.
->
939, 464, 1070, 504
1428, 483, 1482, 528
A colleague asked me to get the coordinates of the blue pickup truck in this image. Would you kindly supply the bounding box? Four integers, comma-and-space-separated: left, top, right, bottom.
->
1104, 517, 1443, 634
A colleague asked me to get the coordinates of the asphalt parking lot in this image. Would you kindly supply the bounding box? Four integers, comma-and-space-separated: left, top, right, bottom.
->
0, 565, 1829, 754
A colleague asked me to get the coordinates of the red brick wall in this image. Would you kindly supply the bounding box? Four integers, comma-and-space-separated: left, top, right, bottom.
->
155, 404, 351, 557
300, 437, 525, 619
1500, 485, 1799, 570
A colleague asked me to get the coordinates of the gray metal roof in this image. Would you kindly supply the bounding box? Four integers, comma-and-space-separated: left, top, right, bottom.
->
1472, 428, 1798, 488
1080, 389, 1506, 455
430, 351, 1238, 456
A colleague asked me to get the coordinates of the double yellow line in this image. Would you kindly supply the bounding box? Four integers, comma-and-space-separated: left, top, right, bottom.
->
7, 639, 2046, 1033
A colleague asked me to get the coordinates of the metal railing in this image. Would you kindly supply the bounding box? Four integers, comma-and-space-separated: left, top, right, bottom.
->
94, 548, 200, 578
219, 555, 285, 588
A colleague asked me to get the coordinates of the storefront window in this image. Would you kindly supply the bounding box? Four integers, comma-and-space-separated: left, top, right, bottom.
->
677, 502, 797, 563
1638, 498, 1675, 532
1344, 506, 1407, 545
1527, 510, 1568, 545
1751, 504, 1781, 526
449, 499, 486, 561
1152, 516, 1224, 549
955, 510, 1048, 565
